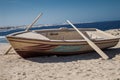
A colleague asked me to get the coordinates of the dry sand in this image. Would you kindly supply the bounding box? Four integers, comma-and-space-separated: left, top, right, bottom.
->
0, 29, 120, 80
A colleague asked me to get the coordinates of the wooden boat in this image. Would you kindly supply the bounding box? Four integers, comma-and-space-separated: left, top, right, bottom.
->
6, 27, 119, 58
5, 13, 120, 59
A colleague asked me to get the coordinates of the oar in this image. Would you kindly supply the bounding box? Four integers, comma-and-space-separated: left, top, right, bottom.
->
4, 13, 43, 55
4, 46, 12, 55
25, 13, 43, 32
66, 20, 109, 60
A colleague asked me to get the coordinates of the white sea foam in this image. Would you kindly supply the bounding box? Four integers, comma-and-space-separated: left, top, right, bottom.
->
0, 36, 5, 38
0, 36, 8, 43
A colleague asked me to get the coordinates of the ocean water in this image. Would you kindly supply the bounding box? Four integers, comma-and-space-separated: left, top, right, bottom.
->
0, 36, 8, 43
0, 21, 120, 43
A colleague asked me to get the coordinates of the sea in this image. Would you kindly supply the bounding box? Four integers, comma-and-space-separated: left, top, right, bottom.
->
0, 20, 120, 43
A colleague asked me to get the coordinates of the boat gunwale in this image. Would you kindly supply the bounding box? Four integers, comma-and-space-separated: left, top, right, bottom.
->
6, 35, 119, 45
6, 28, 97, 36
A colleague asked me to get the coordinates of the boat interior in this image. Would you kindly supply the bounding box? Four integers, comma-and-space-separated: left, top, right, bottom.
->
12, 28, 116, 41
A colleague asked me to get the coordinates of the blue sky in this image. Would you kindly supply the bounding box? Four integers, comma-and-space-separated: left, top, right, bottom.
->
0, 0, 120, 26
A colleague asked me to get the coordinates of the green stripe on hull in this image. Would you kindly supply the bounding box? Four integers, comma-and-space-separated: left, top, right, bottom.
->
51, 45, 83, 52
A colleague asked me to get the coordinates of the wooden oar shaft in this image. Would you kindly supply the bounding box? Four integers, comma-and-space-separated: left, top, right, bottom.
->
25, 13, 43, 32
4, 46, 12, 55
66, 20, 109, 60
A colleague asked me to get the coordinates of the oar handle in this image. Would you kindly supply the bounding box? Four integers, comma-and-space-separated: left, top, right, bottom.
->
25, 13, 43, 32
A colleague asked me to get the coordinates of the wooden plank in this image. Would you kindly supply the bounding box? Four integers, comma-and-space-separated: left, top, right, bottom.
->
4, 46, 12, 55
66, 20, 109, 60
25, 13, 43, 32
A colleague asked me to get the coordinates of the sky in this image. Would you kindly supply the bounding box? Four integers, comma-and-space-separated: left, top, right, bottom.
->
0, 0, 120, 26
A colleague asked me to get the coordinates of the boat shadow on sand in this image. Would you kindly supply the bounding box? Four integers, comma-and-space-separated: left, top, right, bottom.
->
26, 48, 120, 63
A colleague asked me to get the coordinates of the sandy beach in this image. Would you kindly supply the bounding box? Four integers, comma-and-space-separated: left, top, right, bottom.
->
0, 29, 120, 80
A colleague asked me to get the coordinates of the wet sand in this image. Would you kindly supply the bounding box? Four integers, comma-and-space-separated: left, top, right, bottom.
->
0, 29, 120, 80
